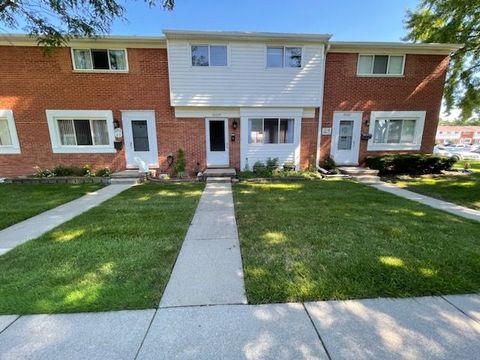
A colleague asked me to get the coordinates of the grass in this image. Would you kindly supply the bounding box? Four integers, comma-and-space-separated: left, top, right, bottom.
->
0, 183, 204, 314
0, 183, 104, 230
233, 180, 480, 304
389, 161, 480, 210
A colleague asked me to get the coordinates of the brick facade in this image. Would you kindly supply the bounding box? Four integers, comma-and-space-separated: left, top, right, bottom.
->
0, 46, 207, 177
320, 52, 449, 164
0, 44, 450, 176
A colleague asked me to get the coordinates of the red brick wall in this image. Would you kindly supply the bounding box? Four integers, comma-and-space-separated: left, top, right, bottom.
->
228, 118, 241, 171
300, 116, 319, 169
321, 52, 449, 164
0, 46, 206, 177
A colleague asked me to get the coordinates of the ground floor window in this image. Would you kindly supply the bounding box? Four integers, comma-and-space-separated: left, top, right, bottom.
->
368, 111, 426, 151
46, 110, 115, 153
0, 109, 21, 154
248, 118, 294, 144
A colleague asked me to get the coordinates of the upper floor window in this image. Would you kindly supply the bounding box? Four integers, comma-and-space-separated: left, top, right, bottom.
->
267, 46, 302, 68
357, 54, 404, 76
0, 109, 21, 154
191, 45, 227, 66
72, 49, 128, 71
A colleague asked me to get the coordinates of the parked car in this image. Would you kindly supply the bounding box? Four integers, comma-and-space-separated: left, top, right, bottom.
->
444, 143, 471, 151
449, 148, 480, 161
433, 145, 454, 157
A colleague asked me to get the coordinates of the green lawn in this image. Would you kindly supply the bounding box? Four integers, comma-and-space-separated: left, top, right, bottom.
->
0, 183, 203, 314
390, 161, 480, 210
233, 180, 480, 304
0, 183, 104, 230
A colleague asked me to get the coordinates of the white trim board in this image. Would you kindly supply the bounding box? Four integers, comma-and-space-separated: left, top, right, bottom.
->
46, 110, 116, 154
0, 109, 21, 154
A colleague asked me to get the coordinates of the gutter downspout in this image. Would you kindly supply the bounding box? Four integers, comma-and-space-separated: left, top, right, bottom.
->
316, 43, 330, 168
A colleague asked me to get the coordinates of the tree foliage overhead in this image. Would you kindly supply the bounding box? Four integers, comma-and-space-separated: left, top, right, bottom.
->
0, 0, 175, 47
405, 0, 480, 120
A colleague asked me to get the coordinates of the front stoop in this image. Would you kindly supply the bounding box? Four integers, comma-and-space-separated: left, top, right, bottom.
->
338, 166, 381, 184
110, 170, 145, 184
203, 168, 236, 178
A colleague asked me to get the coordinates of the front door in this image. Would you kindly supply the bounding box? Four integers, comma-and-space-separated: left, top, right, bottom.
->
206, 118, 229, 166
122, 111, 159, 168
331, 112, 362, 165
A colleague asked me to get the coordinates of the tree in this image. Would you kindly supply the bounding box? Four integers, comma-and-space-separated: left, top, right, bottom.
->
405, 0, 480, 120
0, 0, 175, 47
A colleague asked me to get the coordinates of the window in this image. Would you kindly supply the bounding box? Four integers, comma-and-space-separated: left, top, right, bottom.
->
368, 111, 426, 151
0, 110, 21, 154
357, 55, 404, 75
267, 46, 302, 68
248, 118, 294, 144
191, 45, 227, 66
46, 110, 115, 153
72, 49, 128, 71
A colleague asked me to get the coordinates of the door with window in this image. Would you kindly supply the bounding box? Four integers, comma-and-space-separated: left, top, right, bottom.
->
331, 112, 362, 165
122, 111, 158, 168
206, 118, 229, 167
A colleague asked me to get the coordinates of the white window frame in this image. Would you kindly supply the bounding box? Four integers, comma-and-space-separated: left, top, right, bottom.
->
248, 118, 295, 145
0, 109, 21, 154
266, 46, 303, 68
71, 48, 129, 72
190, 44, 228, 67
46, 110, 116, 154
367, 111, 426, 151
357, 54, 405, 76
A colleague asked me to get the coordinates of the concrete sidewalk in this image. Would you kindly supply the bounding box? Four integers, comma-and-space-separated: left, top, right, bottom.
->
160, 180, 247, 307
0, 184, 134, 255
371, 182, 480, 222
0, 294, 478, 359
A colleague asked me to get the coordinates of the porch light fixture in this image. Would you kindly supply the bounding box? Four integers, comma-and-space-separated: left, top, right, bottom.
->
232, 120, 238, 130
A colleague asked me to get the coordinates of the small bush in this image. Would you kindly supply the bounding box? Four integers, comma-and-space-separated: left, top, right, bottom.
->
283, 160, 296, 171
95, 168, 112, 177
33, 166, 54, 178
52, 165, 85, 177
265, 157, 280, 172
253, 161, 266, 173
173, 148, 186, 178
320, 156, 336, 171
366, 154, 457, 176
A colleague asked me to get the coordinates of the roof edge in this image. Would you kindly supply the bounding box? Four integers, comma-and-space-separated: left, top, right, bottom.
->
163, 29, 332, 43
329, 41, 463, 55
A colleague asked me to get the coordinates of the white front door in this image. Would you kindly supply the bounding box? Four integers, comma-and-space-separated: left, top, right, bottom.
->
331, 112, 362, 165
206, 118, 229, 167
122, 111, 159, 168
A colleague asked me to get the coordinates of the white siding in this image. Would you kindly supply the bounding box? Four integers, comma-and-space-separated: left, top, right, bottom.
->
167, 40, 325, 107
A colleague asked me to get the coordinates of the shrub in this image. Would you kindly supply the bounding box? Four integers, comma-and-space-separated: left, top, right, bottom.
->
52, 165, 85, 177
283, 160, 296, 171
253, 161, 266, 173
265, 157, 280, 172
33, 166, 54, 178
320, 156, 336, 171
173, 148, 186, 178
95, 168, 112, 177
366, 154, 457, 176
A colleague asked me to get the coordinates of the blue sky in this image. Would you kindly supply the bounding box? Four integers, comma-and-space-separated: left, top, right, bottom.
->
111, 0, 420, 41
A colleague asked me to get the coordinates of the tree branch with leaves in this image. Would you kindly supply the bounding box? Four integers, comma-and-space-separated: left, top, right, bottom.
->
0, 0, 175, 47
405, 0, 480, 120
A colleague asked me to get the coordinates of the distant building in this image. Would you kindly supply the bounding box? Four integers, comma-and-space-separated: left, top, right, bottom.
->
436, 125, 480, 145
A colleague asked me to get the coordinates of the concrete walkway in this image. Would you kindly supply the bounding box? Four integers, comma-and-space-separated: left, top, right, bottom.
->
0, 294, 478, 359
0, 184, 134, 255
370, 182, 480, 222
160, 180, 247, 307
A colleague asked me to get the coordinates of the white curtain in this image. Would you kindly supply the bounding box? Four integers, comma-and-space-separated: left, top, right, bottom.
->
57, 120, 76, 145
91, 120, 109, 145
0, 119, 12, 146
73, 49, 92, 70
108, 50, 127, 70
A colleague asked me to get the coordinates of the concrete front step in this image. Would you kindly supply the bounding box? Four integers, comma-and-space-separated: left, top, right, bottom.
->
204, 168, 236, 178
206, 177, 232, 183
338, 166, 379, 176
